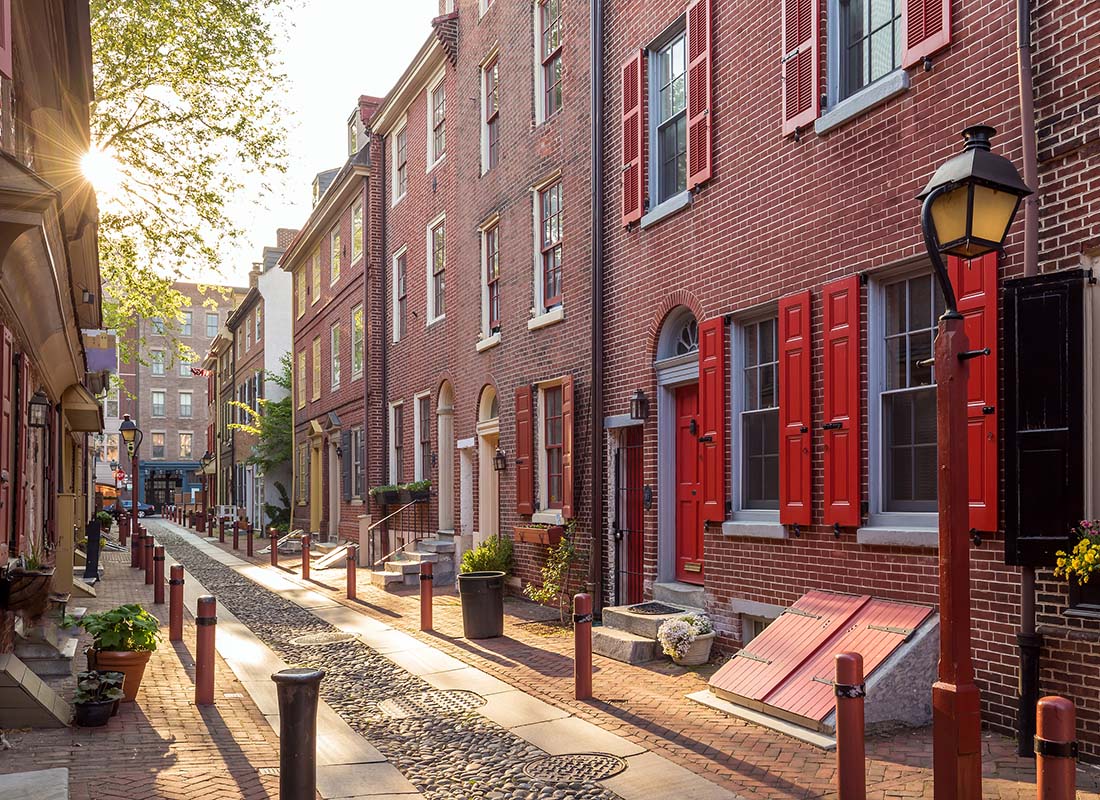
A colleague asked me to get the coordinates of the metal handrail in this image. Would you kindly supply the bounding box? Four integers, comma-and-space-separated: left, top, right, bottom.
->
365, 499, 429, 569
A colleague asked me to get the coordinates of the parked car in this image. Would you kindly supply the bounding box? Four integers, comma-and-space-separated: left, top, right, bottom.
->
105, 500, 158, 518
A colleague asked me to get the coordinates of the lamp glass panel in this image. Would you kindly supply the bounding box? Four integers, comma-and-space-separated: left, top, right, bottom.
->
120, 427, 135, 443
929, 184, 970, 248
970, 183, 1019, 246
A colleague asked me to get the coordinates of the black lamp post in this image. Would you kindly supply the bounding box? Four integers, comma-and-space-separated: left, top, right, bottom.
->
200, 450, 214, 528
917, 125, 1030, 800
119, 414, 143, 533
493, 448, 507, 472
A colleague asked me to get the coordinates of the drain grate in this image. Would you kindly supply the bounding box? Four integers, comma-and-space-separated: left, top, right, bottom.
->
522, 753, 627, 784
626, 601, 684, 616
378, 689, 486, 719
257, 768, 280, 776
288, 631, 359, 646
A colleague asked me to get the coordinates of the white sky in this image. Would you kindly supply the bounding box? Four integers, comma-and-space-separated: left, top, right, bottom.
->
217, 1, 439, 286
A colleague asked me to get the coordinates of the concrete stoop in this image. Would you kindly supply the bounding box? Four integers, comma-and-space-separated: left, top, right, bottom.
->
0, 768, 69, 800
0, 653, 71, 728
13, 609, 85, 678
370, 532, 457, 591
593, 599, 703, 665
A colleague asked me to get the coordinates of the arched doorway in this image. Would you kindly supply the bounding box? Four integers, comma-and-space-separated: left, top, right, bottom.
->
437, 381, 455, 533
476, 385, 500, 546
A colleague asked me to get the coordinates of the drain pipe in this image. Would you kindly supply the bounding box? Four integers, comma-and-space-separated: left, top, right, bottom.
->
1015, 0, 1042, 758
588, 0, 606, 615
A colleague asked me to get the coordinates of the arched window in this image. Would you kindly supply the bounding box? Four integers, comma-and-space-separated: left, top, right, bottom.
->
657, 306, 699, 361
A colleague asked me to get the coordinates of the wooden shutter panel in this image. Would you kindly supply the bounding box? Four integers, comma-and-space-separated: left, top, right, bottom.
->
781, 0, 820, 135
778, 291, 812, 527
515, 386, 534, 515
901, 0, 950, 68
686, 0, 713, 188
358, 429, 365, 498
822, 276, 861, 527
698, 317, 726, 524
561, 375, 575, 519
0, 0, 11, 81
0, 326, 12, 560
341, 430, 351, 501
1004, 270, 1086, 566
621, 50, 645, 226
13, 353, 28, 548
949, 253, 998, 532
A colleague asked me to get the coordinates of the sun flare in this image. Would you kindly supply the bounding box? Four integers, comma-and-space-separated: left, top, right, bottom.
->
81, 145, 123, 196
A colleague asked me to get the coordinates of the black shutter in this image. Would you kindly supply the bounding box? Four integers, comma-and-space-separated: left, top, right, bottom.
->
341, 430, 351, 501
357, 429, 365, 498
1004, 269, 1087, 567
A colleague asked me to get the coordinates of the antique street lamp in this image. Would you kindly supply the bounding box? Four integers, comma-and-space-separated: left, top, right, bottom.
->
200, 450, 214, 527
27, 390, 50, 428
629, 389, 650, 422
119, 414, 143, 532
917, 125, 1030, 800
493, 448, 507, 472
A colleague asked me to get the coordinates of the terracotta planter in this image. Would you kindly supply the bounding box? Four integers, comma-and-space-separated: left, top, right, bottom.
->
671, 631, 715, 666
513, 525, 563, 547
1, 567, 55, 618
93, 650, 152, 702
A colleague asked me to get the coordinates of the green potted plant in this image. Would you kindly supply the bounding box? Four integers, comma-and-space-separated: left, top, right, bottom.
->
400, 479, 432, 502
657, 612, 716, 666
95, 510, 114, 535
73, 670, 126, 727
369, 483, 402, 505
71, 604, 160, 702
1, 549, 55, 619
457, 535, 513, 639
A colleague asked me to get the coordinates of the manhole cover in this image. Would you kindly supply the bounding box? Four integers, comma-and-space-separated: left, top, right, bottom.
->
288, 631, 359, 646
627, 601, 684, 616
378, 689, 486, 718
522, 753, 627, 784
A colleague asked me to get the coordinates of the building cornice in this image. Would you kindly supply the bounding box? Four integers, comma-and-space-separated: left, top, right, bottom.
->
368, 33, 447, 136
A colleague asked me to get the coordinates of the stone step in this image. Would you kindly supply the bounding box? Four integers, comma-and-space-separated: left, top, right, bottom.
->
592, 626, 659, 665
653, 581, 706, 609
0, 767, 69, 799
393, 550, 441, 564
369, 570, 405, 588
602, 604, 694, 640
15, 636, 79, 678
416, 538, 456, 554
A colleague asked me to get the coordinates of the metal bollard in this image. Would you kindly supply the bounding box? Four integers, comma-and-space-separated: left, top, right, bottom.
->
1036, 696, 1077, 800
270, 527, 279, 567
420, 560, 433, 631
119, 514, 129, 546
153, 545, 166, 604
219, 516, 226, 544
246, 522, 254, 557
834, 652, 867, 800
196, 510, 205, 534
346, 544, 358, 601
573, 593, 593, 700
195, 595, 217, 705
144, 537, 155, 584
169, 565, 184, 642
272, 668, 325, 800
301, 532, 311, 580
130, 528, 141, 568
232, 520, 240, 550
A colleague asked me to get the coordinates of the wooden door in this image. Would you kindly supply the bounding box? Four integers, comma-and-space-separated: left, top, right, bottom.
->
675, 384, 704, 583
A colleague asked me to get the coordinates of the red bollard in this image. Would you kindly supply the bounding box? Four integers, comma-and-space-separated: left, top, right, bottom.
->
835, 652, 866, 800
1036, 696, 1076, 800
301, 532, 311, 580
420, 561, 432, 631
347, 544, 358, 601
246, 522, 254, 557
130, 528, 141, 568
153, 545, 166, 604
169, 565, 184, 642
270, 527, 279, 567
196, 510, 205, 534
195, 595, 217, 705
119, 515, 129, 546
232, 520, 240, 550
573, 593, 593, 700
144, 537, 155, 585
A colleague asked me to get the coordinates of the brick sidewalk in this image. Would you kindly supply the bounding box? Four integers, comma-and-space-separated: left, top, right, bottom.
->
194, 523, 1100, 800
0, 548, 283, 800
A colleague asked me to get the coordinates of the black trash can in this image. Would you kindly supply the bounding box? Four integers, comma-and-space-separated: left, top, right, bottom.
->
457, 571, 506, 639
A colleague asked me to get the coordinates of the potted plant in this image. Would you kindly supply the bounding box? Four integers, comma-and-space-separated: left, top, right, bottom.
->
1, 551, 55, 619
96, 510, 114, 535
369, 483, 402, 505
1055, 520, 1100, 586
71, 604, 160, 702
401, 480, 432, 502
457, 535, 513, 639
73, 670, 126, 727
657, 612, 716, 666
513, 522, 564, 547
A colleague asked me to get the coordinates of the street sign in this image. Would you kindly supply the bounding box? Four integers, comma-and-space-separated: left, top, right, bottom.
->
114, 469, 126, 482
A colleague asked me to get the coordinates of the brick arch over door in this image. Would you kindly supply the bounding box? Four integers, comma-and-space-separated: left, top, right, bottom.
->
646, 291, 706, 362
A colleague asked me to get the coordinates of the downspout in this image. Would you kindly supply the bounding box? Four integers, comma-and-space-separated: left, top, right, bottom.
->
588, 0, 606, 614
378, 132, 389, 509
1015, 0, 1041, 757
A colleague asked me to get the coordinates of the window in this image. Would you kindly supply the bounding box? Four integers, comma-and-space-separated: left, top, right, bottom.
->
352, 202, 363, 263
102, 433, 120, 465
429, 218, 446, 322
415, 393, 431, 481
105, 385, 119, 419
245, 323, 251, 352
297, 351, 306, 409
540, 182, 563, 309
538, 0, 563, 120
311, 338, 321, 401
179, 432, 193, 460
485, 223, 501, 333
296, 271, 306, 318
330, 323, 341, 388
837, 0, 902, 101
879, 272, 943, 513
651, 31, 687, 203
544, 385, 564, 508
296, 443, 308, 503
179, 359, 192, 378
391, 402, 405, 483
393, 124, 408, 202
181, 311, 193, 336
151, 390, 166, 417
742, 615, 773, 645
350, 427, 364, 498
150, 350, 165, 376
151, 432, 165, 459
480, 0, 494, 13
179, 391, 193, 419
429, 77, 446, 166
351, 305, 364, 378
311, 248, 321, 304
483, 56, 500, 172
739, 318, 779, 510
150, 317, 165, 335
237, 331, 242, 359
255, 305, 262, 341
330, 226, 342, 284
206, 312, 219, 338
393, 249, 408, 341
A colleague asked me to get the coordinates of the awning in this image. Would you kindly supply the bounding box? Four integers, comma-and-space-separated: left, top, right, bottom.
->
62, 383, 103, 432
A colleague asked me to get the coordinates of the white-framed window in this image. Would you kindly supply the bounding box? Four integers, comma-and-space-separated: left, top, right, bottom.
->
868, 268, 943, 527
828, 0, 902, 104
427, 72, 446, 169
389, 401, 405, 483
150, 349, 165, 376
481, 217, 501, 336
104, 383, 119, 419
351, 304, 364, 378
296, 271, 306, 318
351, 201, 364, 264
151, 431, 166, 459
730, 314, 780, 518
534, 0, 563, 123
150, 317, 165, 335
648, 26, 688, 205
245, 321, 251, 352
531, 178, 563, 317
481, 53, 500, 173
179, 359, 191, 378
179, 390, 193, 418
181, 311, 193, 337
206, 312, 219, 338
392, 246, 408, 342
392, 122, 408, 204
479, 0, 494, 16
179, 432, 193, 460
349, 426, 364, 498
151, 390, 166, 417
330, 225, 342, 284
427, 214, 446, 324
236, 331, 243, 358
413, 391, 432, 481
311, 337, 321, 401
534, 379, 566, 518
311, 247, 321, 304
330, 322, 341, 389
255, 304, 262, 341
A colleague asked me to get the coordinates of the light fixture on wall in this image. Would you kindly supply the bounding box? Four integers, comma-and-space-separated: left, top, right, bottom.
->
27, 390, 50, 428
493, 448, 507, 472
629, 389, 649, 422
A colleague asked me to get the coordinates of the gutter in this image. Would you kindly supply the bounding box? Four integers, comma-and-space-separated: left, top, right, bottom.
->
588, 0, 606, 614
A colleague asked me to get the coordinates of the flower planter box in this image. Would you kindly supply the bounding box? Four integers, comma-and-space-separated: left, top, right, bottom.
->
671, 631, 715, 666
513, 525, 563, 547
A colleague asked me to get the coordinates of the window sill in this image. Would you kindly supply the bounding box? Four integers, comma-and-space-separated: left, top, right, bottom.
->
427, 314, 446, 327
350, 498, 364, 507
814, 70, 911, 135
392, 193, 405, 208
856, 525, 937, 548
1063, 607, 1100, 622
640, 190, 692, 229
476, 332, 502, 353
427, 154, 446, 174
532, 509, 563, 526
528, 306, 564, 331
722, 520, 786, 539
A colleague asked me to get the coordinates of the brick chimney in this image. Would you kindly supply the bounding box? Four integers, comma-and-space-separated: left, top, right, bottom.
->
249, 263, 261, 288
276, 228, 298, 249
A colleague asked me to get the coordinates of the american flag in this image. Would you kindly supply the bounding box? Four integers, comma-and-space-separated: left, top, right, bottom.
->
191, 367, 212, 377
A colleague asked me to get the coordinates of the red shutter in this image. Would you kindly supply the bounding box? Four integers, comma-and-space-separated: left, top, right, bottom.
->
686, 0, 713, 188
698, 317, 726, 524
514, 386, 534, 515
620, 50, 645, 226
13, 353, 29, 549
0, 1, 11, 81
822, 276, 861, 527
949, 253, 998, 532
778, 291, 812, 527
561, 375, 575, 519
0, 326, 12, 561
901, 0, 951, 68
781, 0, 820, 135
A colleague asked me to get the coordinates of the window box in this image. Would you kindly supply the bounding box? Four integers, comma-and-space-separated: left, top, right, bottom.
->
513, 524, 563, 547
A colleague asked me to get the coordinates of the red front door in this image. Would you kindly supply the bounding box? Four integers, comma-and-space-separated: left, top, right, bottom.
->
675, 383, 705, 584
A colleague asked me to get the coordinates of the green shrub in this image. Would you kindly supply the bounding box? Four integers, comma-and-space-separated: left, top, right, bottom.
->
74, 670, 126, 704
71, 604, 160, 652
95, 510, 114, 531
460, 535, 513, 574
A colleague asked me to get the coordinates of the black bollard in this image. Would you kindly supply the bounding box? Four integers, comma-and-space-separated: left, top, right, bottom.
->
272, 668, 325, 800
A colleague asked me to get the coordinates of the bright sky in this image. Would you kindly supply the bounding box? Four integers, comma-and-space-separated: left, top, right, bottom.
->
219, 1, 438, 286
